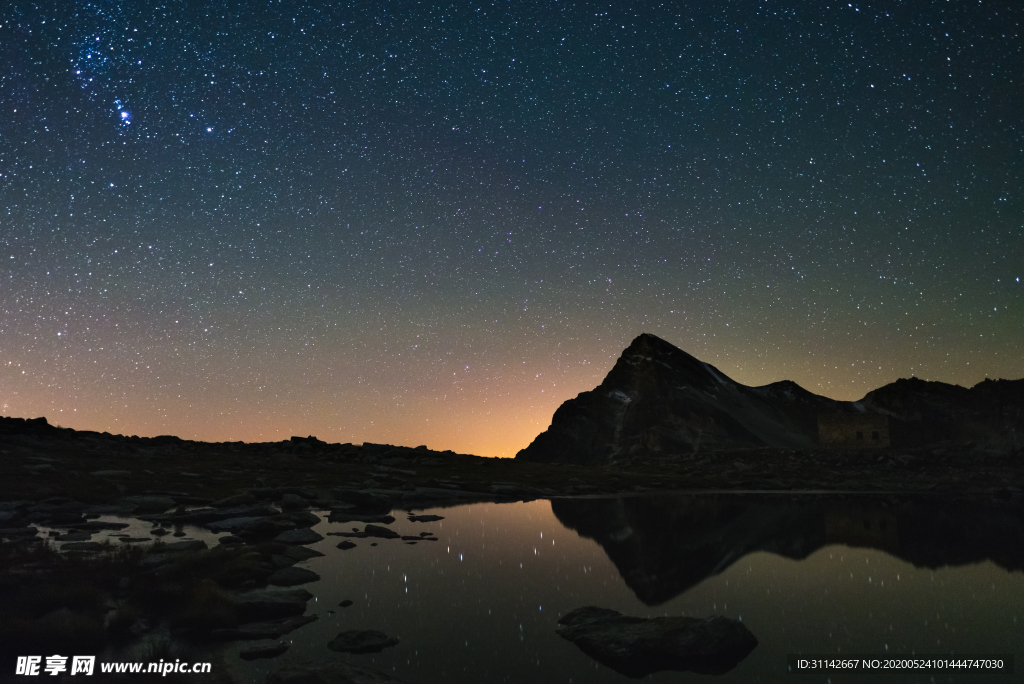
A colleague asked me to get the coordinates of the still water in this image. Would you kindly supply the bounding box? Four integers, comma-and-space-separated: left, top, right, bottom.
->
210, 493, 1024, 683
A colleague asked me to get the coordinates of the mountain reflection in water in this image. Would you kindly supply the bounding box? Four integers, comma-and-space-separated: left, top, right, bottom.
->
551, 494, 1024, 606
225, 494, 1022, 683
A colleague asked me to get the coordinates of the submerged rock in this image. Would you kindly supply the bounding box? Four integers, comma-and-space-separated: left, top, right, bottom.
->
407, 514, 444, 523
556, 606, 757, 677
327, 630, 400, 654
328, 511, 396, 524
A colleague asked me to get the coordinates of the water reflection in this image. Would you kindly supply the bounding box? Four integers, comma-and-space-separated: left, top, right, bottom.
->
551, 494, 1024, 606
222, 493, 1023, 683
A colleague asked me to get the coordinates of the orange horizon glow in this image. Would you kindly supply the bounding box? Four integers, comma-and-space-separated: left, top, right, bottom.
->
5, 328, 1021, 458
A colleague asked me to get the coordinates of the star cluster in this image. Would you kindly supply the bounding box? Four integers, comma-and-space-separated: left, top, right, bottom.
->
2, 0, 1021, 456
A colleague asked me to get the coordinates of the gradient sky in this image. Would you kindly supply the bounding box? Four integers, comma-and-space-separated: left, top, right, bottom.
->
2, 0, 1021, 457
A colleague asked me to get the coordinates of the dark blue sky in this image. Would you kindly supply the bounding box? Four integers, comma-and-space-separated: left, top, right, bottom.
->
2, 0, 1021, 455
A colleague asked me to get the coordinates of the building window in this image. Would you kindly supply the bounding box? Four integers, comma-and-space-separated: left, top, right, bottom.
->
856, 431, 864, 440
872, 431, 880, 441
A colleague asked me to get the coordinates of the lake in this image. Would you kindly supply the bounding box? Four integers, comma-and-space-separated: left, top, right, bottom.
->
185, 492, 1024, 683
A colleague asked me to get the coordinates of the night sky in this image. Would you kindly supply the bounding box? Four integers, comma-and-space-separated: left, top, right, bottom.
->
2, 0, 1021, 457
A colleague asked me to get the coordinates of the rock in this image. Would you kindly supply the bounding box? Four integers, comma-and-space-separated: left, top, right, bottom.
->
213, 615, 318, 641
0, 511, 23, 525
0, 526, 41, 539
151, 528, 169, 536
268, 566, 321, 587
232, 588, 313, 621
171, 505, 278, 525
207, 516, 269, 533
270, 554, 296, 570
327, 630, 400, 654
239, 641, 289, 660
213, 492, 258, 507
284, 511, 322, 528
337, 541, 357, 550
362, 524, 400, 539
555, 607, 757, 677
328, 512, 396, 524
118, 495, 177, 513
280, 493, 308, 510
339, 600, 353, 608
219, 535, 244, 545
267, 662, 409, 684
274, 528, 324, 545
159, 539, 208, 553
55, 531, 93, 542
329, 490, 393, 515
280, 545, 324, 561
400, 488, 496, 506
61, 541, 106, 552
139, 552, 178, 568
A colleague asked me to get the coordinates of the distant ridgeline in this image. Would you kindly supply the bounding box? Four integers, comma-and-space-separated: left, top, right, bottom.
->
516, 334, 1024, 466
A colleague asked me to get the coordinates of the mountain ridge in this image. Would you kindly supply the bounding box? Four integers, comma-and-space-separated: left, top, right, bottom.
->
516, 333, 1024, 465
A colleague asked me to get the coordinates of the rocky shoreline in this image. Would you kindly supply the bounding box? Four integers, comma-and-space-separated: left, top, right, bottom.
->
1, 413, 1022, 682
2, 415, 1021, 510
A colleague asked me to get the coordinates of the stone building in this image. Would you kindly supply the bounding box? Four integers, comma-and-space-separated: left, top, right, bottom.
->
818, 413, 890, 449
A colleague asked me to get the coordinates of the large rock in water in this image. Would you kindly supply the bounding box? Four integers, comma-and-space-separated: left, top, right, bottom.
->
516, 333, 850, 465
556, 606, 757, 677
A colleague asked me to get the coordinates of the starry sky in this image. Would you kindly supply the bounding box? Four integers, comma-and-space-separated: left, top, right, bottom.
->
2, 0, 1021, 457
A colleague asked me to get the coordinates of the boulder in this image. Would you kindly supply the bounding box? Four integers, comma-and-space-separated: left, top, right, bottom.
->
327, 630, 400, 654
212, 492, 258, 507
328, 512, 396, 525
268, 567, 320, 587
329, 490, 393, 515
280, 493, 308, 510
118, 495, 177, 513
280, 545, 324, 561
274, 528, 324, 545
284, 511, 322, 528
362, 524, 399, 540
232, 588, 313, 621
207, 517, 268, 533
337, 541, 357, 550
556, 606, 757, 677
177, 505, 278, 525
